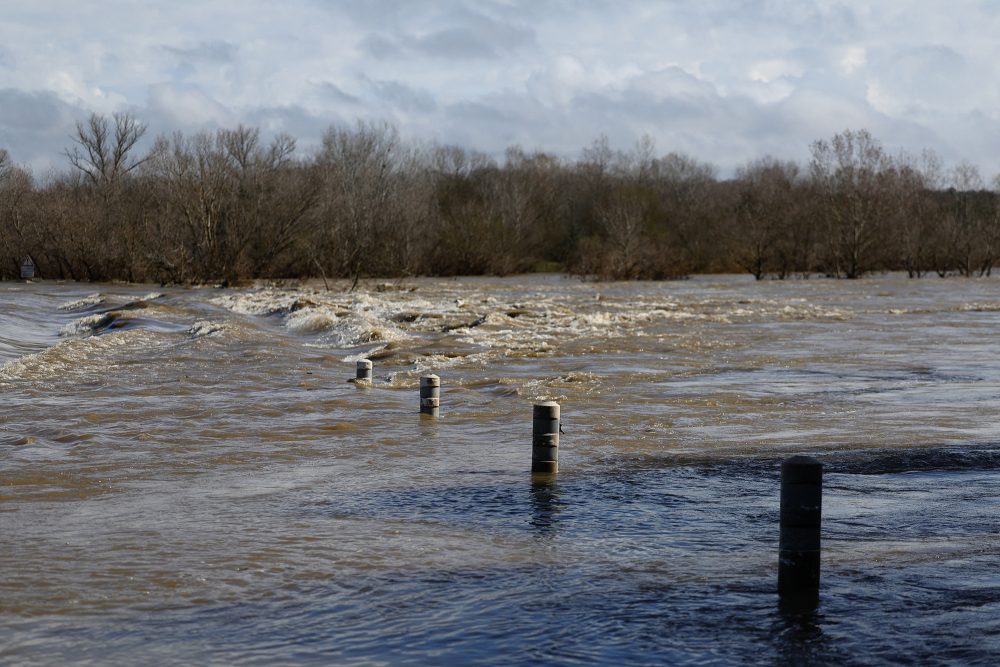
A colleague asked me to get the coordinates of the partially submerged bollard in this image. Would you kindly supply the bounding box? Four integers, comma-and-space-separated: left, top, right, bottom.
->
420, 374, 440, 417
532, 402, 560, 473
779, 455, 823, 609
356, 359, 373, 382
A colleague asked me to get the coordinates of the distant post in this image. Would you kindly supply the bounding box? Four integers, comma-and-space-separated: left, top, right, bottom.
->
420, 374, 440, 417
356, 359, 373, 382
532, 402, 560, 473
779, 455, 823, 609
20, 256, 35, 280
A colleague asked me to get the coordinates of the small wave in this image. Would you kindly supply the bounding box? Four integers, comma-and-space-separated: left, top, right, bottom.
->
322, 310, 408, 348
960, 302, 1000, 312
140, 292, 164, 301
58, 293, 104, 311
0, 328, 167, 385
189, 320, 226, 337
60, 313, 116, 337
829, 447, 1000, 475
212, 290, 303, 316
286, 308, 337, 334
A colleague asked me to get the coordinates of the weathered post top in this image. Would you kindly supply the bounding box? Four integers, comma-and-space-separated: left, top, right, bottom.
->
419, 374, 441, 416
531, 401, 560, 474
355, 359, 373, 382
781, 455, 823, 483
533, 401, 560, 421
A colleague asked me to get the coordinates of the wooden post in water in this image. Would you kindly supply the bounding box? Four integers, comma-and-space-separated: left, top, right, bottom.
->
779, 455, 823, 608
420, 374, 440, 417
356, 359, 373, 382
532, 402, 560, 473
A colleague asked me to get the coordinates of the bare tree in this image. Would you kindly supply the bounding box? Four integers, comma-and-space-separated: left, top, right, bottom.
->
594, 186, 654, 279
810, 129, 892, 278
316, 120, 421, 287
732, 157, 800, 280
66, 112, 149, 189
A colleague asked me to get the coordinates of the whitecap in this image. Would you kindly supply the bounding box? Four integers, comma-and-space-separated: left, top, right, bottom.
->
211, 290, 301, 316
57, 293, 104, 311
286, 308, 337, 334
60, 313, 115, 337
189, 320, 226, 337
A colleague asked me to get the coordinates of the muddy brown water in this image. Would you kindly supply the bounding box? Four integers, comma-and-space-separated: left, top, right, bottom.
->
3, 274, 1000, 665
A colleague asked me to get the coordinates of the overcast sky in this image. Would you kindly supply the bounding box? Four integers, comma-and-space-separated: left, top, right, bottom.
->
2, 0, 1000, 176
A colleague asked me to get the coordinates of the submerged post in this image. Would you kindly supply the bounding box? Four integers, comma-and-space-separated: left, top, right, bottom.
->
779, 455, 823, 608
420, 374, 440, 417
356, 359, 373, 382
532, 402, 560, 473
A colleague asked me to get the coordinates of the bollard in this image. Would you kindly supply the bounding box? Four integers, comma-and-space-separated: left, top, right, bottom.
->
420, 374, 440, 417
532, 402, 560, 473
779, 455, 823, 608
356, 359, 373, 382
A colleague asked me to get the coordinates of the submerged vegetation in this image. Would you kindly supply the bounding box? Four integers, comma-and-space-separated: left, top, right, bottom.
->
1, 114, 999, 283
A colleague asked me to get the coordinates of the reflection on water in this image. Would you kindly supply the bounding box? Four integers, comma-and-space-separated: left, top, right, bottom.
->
771, 609, 841, 666
3, 274, 1000, 664
529, 474, 561, 536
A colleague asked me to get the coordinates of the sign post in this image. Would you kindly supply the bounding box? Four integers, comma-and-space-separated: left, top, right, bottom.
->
20, 256, 35, 280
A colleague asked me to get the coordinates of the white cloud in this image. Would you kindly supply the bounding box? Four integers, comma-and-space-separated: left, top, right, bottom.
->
147, 84, 235, 129
0, 1, 999, 175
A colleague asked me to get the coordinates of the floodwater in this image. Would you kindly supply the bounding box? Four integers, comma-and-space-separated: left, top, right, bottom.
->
2, 274, 1000, 665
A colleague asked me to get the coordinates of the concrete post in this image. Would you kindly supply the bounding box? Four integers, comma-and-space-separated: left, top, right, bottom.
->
779, 455, 822, 608
420, 374, 440, 417
356, 359, 373, 382
532, 402, 560, 473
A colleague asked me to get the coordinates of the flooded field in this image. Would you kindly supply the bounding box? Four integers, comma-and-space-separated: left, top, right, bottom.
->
3, 274, 1000, 665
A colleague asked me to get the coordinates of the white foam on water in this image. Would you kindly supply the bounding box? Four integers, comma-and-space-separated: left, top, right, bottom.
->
960, 302, 1000, 312
0, 328, 168, 385
60, 312, 116, 337
213, 287, 418, 348
57, 293, 104, 311
286, 308, 337, 334
211, 290, 302, 316
320, 309, 409, 348
341, 346, 387, 363
188, 320, 227, 337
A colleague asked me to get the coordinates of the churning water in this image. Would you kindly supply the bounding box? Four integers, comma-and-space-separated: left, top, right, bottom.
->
3, 274, 1000, 665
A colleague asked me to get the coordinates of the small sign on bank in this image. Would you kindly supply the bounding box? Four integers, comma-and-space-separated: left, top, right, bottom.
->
20, 256, 35, 279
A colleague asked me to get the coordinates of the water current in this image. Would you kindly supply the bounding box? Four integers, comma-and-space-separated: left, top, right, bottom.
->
3, 274, 1000, 665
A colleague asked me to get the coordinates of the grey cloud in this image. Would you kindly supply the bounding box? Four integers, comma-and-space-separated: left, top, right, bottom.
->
359, 34, 405, 61
0, 89, 80, 172
243, 104, 344, 154
430, 67, 954, 175
160, 41, 240, 84
365, 79, 437, 113
145, 83, 235, 131
357, 6, 535, 61
315, 82, 362, 106
162, 41, 240, 64
870, 45, 971, 114
0, 46, 15, 68
413, 27, 500, 59
0, 89, 71, 132
4, 1, 1000, 176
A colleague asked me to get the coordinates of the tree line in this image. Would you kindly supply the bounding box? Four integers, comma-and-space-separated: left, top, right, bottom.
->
1, 114, 999, 283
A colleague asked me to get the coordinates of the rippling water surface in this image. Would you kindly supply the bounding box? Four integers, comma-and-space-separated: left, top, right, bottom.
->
3, 274, 1000, 665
